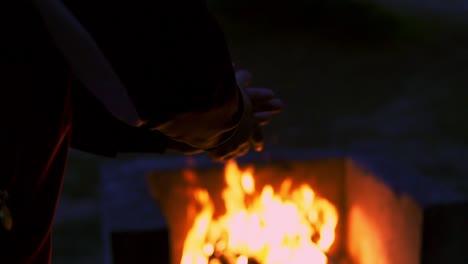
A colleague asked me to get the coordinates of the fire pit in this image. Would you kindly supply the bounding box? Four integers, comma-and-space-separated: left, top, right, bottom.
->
99, 150, 468, 264
153, 160, 339, 264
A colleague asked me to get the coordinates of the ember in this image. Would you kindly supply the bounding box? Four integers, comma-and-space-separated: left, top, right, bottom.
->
181, 161, 339, 264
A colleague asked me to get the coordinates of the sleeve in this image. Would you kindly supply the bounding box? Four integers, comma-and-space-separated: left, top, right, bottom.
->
127, 6, 241, 128
70, 81, 169, 157
65, 0, 241, 128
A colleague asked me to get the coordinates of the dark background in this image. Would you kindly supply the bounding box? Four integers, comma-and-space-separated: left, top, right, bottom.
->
52, 1, 468, 263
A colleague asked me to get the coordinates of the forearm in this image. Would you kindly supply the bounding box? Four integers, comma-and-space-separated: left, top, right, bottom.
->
70, 84, 168, 157
132, 10, 241, 127
149, 90, 243, 150
65, 1, 242, 150
126, 8, 243, 148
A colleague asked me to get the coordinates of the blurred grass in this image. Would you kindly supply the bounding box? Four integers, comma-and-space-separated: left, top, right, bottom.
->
52, 214, 103, 264
212, 5, 468, 149
53, 2, 468, 262
60, 151, 107, 200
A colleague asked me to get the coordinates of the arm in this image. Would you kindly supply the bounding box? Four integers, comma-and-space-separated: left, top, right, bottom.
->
64, 1, 243, 150
70, 82, 169, 157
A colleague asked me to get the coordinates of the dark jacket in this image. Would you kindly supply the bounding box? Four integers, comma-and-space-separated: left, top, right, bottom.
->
67, 0, 239, 157
71, 82, 170, 157
0, 1, 237, 262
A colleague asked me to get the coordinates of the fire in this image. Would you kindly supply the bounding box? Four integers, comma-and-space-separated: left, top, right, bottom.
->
181, 161, 338, 264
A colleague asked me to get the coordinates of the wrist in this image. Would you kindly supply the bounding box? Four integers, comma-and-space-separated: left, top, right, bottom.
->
206, 84, 252, 151
150, 85, 245, 150
206, 86, 245, 149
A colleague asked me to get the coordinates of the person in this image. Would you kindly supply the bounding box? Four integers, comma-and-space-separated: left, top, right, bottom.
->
0, 0, 283, 263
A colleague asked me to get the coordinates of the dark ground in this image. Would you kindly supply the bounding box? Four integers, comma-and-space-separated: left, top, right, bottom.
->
52, 3, 468, 263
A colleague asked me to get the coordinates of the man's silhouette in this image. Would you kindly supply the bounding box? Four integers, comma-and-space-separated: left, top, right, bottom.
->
0, 1, 283, 263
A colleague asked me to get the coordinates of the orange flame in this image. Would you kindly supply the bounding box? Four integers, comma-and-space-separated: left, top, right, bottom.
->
181, 160, 338, 264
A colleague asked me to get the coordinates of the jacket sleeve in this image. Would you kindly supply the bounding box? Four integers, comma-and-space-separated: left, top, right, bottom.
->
65, 0, 240, 127
70, 81, 169, 157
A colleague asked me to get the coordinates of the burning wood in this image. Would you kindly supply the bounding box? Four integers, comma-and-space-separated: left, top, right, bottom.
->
180, 161, 339, 264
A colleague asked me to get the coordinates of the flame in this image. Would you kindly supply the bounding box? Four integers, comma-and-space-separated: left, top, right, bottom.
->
181, 161, 338, 264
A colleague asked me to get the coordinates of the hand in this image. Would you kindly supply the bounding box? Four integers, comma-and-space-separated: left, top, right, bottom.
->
206, 70, 284, 162
165, 139, 204, 155
236, 70, 284, 126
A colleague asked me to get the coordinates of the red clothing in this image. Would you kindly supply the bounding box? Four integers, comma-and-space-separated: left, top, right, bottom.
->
0, 18, 72, 263
0, 1, 71, 262
0, 85, 71, 264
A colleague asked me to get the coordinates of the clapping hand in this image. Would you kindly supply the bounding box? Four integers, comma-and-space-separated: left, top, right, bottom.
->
206, 70, 284, 161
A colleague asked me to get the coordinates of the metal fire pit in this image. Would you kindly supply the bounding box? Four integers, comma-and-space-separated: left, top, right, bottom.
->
99, 149, 468, 264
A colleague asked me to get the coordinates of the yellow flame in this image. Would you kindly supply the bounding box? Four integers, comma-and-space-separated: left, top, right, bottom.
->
241, 172, 255, 194
181, 160, 338, 264
236, 256, 248, 264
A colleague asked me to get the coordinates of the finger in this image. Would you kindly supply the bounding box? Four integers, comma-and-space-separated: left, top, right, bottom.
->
236, 144, 251, 157
253, 98, 285, 113
183, 149, 205, 155
208, 145, 236, 162
245, 87, 275, 102
254, 112, 273, 126
210, 152, 234, 163
209, 141, 250, 162
220, 154, 236, 163
166, 139, 204, 154
250, 126, 264, 152
235, 70, 252, 89
218, 144, 250, 162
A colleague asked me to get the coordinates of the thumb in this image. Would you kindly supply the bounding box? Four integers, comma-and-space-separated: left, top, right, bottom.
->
250, 125, 264, 152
